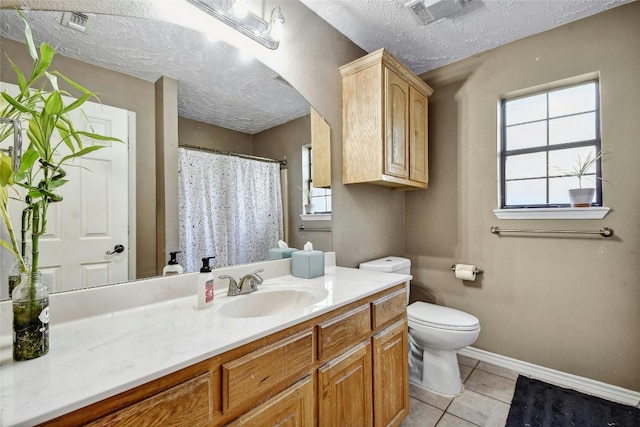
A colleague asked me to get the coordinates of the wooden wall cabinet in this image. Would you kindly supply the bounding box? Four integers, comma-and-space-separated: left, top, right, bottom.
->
311, 107, 332, 189
340, 48, 433, 190
42, 284, 409, 427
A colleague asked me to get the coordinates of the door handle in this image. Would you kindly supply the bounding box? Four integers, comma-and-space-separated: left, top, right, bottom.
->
106, 244, 125, 255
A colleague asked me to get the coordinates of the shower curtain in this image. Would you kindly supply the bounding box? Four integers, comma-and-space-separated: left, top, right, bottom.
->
178, 148, 284, 272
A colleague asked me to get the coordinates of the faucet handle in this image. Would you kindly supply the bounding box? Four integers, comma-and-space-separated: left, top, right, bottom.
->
250, 269, 264, 291
219, 275, 239, 296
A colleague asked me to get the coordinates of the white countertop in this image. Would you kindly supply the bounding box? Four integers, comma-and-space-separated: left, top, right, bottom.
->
0, 265, 410, 426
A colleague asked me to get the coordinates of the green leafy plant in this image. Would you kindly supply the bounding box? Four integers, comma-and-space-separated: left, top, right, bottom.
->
1, 12, 120, 360
554, 151, 603, 189
297, 185, 314, 204
1, 11, 119, 278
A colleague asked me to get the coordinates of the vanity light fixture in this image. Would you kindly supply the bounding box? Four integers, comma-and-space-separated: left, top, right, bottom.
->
185, 0, 285, 50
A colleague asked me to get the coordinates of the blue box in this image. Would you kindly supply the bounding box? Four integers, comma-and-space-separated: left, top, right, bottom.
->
268, 248, 298, 260
291, 250, 324, 279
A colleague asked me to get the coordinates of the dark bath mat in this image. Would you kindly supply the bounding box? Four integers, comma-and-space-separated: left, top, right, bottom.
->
505, 375, 640, 427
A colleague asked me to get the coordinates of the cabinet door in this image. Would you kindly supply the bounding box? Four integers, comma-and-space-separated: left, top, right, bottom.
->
372, 320, 409, 427
409, 87, 428, 184
318, 341, 373, 427
311, 107, 332, 188
227, 375, 314, 427
384, 68, 409, 179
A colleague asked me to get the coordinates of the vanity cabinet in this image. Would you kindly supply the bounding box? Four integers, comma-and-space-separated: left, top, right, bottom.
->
340, 48, 433, 190
40, 283, 408, 427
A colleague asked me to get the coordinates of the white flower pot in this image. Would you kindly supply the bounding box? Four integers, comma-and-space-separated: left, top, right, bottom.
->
569, 188, 595, 207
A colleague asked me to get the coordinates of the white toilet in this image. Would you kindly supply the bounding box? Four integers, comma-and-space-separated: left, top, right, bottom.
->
359, 256, 480, 396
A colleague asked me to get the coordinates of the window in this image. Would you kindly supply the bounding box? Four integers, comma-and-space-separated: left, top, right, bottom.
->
500, 81, 601, 209
302, 145, 331, 213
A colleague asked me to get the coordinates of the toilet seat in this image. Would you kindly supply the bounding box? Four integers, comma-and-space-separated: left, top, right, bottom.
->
408, 302, 480, 331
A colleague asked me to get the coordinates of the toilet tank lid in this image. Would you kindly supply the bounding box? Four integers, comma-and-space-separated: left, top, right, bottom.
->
359, 256, 411, 273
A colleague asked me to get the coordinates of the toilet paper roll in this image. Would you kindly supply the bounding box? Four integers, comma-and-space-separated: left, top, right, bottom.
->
455, 264, 477, 281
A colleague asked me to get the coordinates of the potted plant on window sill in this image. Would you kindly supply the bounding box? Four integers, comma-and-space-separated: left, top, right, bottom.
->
298, 186, 315, 214
564, 152, 603, 208
0, 13, 120, 361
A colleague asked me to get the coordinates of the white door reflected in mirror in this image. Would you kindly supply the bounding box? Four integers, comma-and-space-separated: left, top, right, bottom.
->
0, 85, 130, 296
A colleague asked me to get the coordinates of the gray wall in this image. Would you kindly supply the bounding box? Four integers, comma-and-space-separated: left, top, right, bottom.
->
407, 2, 640, 391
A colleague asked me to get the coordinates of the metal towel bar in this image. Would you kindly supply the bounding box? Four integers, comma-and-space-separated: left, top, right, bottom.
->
298, 225, 331, 232
490, 226, 614, 238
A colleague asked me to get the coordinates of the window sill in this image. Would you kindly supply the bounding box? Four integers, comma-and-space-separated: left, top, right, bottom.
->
493, 207, 610, 220
300, 213, 332, 221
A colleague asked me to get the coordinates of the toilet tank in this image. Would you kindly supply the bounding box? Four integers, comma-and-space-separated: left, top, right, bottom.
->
360, 256, 411, 302
359, 256, 411, 275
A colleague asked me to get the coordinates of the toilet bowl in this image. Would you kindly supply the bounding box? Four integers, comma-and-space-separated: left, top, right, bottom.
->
407, 301, 480, 395
359, 256, 480, 396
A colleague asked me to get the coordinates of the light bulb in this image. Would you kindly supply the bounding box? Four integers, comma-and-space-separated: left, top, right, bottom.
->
270, 20, 283, 41
233, 0, 248, 19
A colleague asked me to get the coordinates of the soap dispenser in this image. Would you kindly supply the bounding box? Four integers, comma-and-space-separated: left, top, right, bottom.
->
197, 256, 216, 309
163, 251, 183, 276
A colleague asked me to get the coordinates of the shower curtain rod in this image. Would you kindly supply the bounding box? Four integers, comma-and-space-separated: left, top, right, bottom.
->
179, 144, 287, 166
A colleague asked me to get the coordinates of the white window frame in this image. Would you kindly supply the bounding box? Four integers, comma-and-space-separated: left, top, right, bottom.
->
494, 78, 610, 220
301, 145, 331, 218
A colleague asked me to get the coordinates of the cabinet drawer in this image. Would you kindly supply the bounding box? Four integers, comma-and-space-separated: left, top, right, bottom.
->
222, 329, 314, 412
227, 375, 314, 426
317, 305, 371, 361
371, 288, 407, 330
86, 372, 215, 427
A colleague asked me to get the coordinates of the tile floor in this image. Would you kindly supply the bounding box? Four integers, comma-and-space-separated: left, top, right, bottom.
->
401, 354, 519, 427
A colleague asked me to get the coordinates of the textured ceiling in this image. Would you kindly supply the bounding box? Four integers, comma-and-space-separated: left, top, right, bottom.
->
300, 0, 633, 75
0, 9, 310, 135
0, 0, 633, 134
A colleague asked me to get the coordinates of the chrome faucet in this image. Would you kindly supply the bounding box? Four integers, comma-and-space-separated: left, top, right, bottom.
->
219, 275, 240, 296
220, 269, 264, 296
239, 269, 264, 294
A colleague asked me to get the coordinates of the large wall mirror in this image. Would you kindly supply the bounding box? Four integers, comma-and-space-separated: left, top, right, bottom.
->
0, 3, 332, 300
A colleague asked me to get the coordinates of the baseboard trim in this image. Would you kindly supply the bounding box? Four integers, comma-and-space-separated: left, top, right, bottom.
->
458, 346, 640, 408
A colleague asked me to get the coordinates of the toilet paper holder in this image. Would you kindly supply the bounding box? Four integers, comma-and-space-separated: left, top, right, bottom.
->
450, 264, 483, 274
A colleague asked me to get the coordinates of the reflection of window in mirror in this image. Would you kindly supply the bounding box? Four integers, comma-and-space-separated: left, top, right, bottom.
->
302, 145, 332, 213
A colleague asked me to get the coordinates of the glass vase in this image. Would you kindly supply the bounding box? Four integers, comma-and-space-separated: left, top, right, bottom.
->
12, 272, 50, 361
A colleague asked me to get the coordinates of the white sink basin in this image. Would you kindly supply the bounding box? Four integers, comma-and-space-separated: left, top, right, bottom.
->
218, 284, 329, 318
